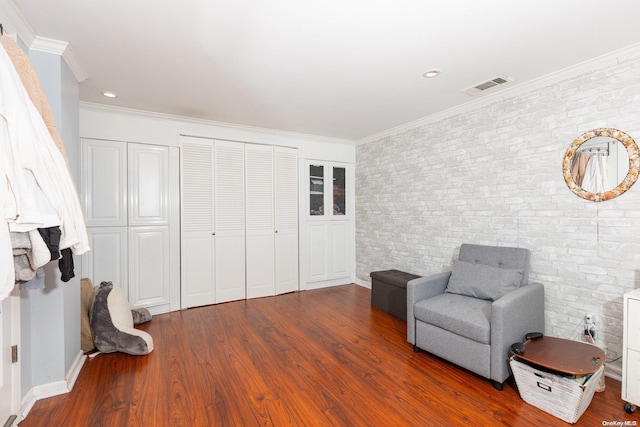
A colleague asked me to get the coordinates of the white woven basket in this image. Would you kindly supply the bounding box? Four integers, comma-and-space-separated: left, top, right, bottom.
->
510, 356, 604, 424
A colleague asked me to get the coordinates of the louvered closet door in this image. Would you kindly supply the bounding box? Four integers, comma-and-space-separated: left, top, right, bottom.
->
215, 140, 246, 303
274, 146, 299, 294
245, 144, 275, 299
180, 136, 215, 309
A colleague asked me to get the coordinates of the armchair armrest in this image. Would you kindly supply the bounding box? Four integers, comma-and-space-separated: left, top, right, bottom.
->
407, 272, 450, 344
490, 282, 545, 383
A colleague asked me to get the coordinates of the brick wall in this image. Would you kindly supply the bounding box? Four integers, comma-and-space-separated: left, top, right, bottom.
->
356, 51, 640, 364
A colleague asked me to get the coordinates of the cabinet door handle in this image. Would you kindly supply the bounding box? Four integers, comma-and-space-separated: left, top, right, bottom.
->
212, 232, 215, 235
275, 230, 278, 234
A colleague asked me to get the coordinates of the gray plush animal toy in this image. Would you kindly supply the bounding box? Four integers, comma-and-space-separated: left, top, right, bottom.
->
90, 281, 154, 355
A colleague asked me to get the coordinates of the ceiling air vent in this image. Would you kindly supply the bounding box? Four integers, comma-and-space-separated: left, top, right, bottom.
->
461, 75, 513, 96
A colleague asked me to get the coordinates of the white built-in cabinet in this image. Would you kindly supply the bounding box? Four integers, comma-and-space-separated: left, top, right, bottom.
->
180, 136, 299, 309
304, 160, 353, 286
623, 288, 640, 413
81, 138, 180, 314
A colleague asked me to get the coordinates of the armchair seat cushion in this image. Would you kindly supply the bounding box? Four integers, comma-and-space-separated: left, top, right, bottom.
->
413, 293, 492, 344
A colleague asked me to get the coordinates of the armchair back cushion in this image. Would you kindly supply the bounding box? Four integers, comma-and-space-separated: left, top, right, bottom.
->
446, 260, 523, 301
457, 243, 530, 284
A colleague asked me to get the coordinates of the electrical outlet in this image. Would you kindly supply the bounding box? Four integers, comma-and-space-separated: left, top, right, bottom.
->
584, 313, 596, 339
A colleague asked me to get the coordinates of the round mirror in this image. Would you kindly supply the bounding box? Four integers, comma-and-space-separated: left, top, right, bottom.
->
563, 128, 640, 201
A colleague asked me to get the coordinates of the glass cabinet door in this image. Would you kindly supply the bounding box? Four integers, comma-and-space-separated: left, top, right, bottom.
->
332, 166, 346, 216
309, 164, 325, 216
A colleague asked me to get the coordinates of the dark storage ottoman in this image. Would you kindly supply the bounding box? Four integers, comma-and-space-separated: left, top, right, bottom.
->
370, 269, 420, 321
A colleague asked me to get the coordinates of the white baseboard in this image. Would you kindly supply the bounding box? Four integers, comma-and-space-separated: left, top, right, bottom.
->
605, 359, 623, 382
605, 371, 623, 382
65, 350, 86, 390
305, 278, 355, 290
19, 350, 87, 422
354, 279, 370, 289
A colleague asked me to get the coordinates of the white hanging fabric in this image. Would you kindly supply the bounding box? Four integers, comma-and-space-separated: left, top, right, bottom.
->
581, 155, 607, 193
0, 148, 13, 296
597, 154, 609, 189
0, 39, 90, 300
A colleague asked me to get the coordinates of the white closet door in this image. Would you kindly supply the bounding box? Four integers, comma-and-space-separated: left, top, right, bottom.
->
81, 139, 127, 227
128, 144, 177, 312
215, 140, 246, 303
82, 227, 128, 293
306, 222, 328, 282
330, 222, 349, 277
128, 144, 170, 226
81, 139, 128, 291
82, 139, 179, 312
274, 146, 299, 294
245, 144, 275, 299
129, 226, 171, 309
180, 136, 215, 308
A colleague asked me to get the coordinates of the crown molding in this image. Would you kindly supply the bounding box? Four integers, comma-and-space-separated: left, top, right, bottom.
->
31, 36, 88, 83
30, 36, 67, 55
61, 45, 88, 83
357, 42, 640, 145
0, 0, 88, 82
0, 0, 36, 44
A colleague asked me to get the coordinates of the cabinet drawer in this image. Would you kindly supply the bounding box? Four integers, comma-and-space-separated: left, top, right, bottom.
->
628, 298, 640, 351
623, 348, 640, 404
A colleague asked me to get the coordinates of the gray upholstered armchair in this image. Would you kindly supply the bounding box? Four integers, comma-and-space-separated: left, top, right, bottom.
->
407, 244, 544, 390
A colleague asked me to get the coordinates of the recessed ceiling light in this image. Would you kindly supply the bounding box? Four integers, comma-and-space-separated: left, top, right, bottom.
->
102, 91, 117, 98
423, 69, 441, 78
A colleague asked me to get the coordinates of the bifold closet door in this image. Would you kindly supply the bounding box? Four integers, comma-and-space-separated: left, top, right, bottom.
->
214, 140, 246, 303
243, 144, 299, 298
245, 144, 275, 299
181, 137, 248, 306
274, 146, 299, 294
180, 138, 298, 307
180, 136, 215, 308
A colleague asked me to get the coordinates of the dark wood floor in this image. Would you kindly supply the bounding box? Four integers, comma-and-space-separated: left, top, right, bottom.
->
21, 284, 639, 426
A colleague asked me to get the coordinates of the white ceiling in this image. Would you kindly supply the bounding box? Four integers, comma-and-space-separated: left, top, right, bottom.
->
7, 0, 640, 141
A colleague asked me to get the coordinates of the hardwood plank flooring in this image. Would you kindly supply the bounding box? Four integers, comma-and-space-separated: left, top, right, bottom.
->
20, 285, 639, 426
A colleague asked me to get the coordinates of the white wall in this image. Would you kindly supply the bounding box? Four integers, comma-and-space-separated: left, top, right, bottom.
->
60, 53, 81, 377
20, 47, 82, 395
356, 46, 640, 368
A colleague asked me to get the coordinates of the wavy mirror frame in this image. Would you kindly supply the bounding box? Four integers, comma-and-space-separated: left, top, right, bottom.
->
563, 128, 640, 201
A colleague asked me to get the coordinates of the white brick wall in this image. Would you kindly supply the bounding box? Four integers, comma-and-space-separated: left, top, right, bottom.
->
356, 51, 640, 364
